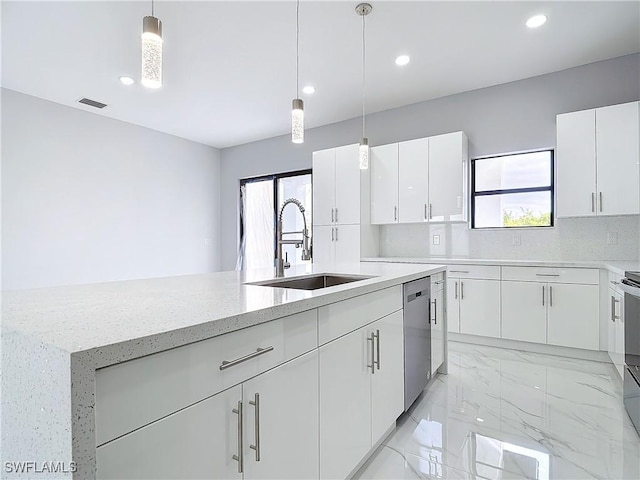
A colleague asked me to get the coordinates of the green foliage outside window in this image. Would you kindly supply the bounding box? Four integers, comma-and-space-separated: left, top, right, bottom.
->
503, 208, 551, 227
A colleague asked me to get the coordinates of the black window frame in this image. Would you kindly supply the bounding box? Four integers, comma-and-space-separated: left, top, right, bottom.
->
239, 168, 313, 264
471, 150, 555, 229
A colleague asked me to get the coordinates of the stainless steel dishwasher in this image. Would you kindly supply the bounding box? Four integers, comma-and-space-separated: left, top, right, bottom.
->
403, 277, 431, 411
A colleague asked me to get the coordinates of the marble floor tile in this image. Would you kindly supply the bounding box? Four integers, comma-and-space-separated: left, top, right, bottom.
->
355, 342, 640, 480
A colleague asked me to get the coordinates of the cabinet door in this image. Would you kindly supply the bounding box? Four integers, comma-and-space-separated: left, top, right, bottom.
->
312, 226, 334, 265
547, 284, 599, 350
608, 288, 618, 366
596, 101, 640, 216
335, 144, 361, 225
371, 143, 399, 224
243, 351, 319, 480
370, 310, 404, 446
319, 328, 371, 479
431, 282, 445, 374
459, 279, 501, 338
446, 278, 460, 333
428, 132, 466, 222
334, 224, 360, 264
96, 385, 242, 480
312, 149, 336, 226
398, 138, 429, 223
614, 293, 625, 378
501, 281, 547, 344
556, 109, 597, 218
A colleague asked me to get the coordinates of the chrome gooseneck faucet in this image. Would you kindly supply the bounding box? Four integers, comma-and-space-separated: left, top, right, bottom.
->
276, 198, 311, 277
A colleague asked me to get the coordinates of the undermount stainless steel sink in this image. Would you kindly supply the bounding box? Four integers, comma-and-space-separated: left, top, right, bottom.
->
248, 274, 375, 291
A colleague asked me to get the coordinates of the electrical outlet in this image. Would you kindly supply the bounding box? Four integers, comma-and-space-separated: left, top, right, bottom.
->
512, 234, 521, 246
433, 235, 440, 245
204, 238, 213, 246
607, 232, 618, 245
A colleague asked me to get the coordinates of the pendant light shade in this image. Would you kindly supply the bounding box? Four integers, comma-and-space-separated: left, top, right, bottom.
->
359, 137, 369, 169
141, 11, 162, 89
292, 98, 304, 144
291, 0, 304, 143
356, 3, 372, 169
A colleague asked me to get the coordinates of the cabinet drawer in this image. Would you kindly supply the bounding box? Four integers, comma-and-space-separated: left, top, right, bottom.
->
318, 286, 402, 345
447, 265, 500, 280
608, 270, 624, 293
502, 266, 598, 284
96, 309, 318, 446
431, 272, 445, 293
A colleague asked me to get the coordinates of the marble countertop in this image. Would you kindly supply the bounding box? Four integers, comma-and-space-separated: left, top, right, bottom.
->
362, 257, 640, 275
3, 261, 445, 367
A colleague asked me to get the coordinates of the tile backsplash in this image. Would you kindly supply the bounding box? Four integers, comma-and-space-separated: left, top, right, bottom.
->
379, 215, 639, 261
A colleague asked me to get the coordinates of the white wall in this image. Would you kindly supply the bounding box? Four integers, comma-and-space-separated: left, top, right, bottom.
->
1, 89, 221, 290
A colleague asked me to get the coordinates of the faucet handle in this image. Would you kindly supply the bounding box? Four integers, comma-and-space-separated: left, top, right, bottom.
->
284, 252, 290, 270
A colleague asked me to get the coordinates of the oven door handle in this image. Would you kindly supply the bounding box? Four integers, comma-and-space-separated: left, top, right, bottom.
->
621, 279, 640, 298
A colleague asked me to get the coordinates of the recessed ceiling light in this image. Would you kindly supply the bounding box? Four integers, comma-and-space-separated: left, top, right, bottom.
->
476, 417, 485, 423
302, 85, 315, 94
119, 76, 135, 86
526, 14, 547, 28
395, 55, 410, 66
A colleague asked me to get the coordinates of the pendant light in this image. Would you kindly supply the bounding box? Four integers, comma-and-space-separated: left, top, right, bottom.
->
292, 0, 304, 144
141, 0, 163, 89
356, 3, 372, 169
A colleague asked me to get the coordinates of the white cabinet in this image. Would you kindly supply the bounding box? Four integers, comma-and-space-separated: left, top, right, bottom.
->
319, 310, 404, 479
97, 384, 243, 480
557, 101, 639, 218
371, 143, 399, 224
502, 281, 547, 344
398, 138, 429, 223
428, 132, 467, 222
447, 266, 501, 339
608, 278, 625, 379
501, 267, 599, 351
313, 225, 361, 265
371, 132, 468, 225
243, 351, 319, 480
430, 274, 445, 375
312, 144, 361, 226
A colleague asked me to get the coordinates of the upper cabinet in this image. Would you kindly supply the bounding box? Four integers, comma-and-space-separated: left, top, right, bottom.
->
557, 101, 640, 218
370, 131, 468, 225
312, 144, 361, 226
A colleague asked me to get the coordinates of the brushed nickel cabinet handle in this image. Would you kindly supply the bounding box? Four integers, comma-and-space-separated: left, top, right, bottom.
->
450, 270, 469, 274
335, 227, 338, 242
232, 401, 243, 473
424, 204, 428, 220
536, 274, 560, 277
433, 298, 437, 325
592, 193, 595, 213
549, 286, 553, 307
335, 208, 338, 222
331, 227, 335, 242
611, 295, 616, 323
249, 393, 261, 461
394, 206, 398, 221
460, 281, 464, 300
542, 285, 545, 306
220, 346, 274, 370
375, 329, 380, 370
599, 192, 603, 212
454, 281, 458, 300
367, 333, 375, 374
331, 208, 334, 223
429, 203, 433, 219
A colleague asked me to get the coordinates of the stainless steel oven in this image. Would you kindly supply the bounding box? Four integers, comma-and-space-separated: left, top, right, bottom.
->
622, 271, 640, 436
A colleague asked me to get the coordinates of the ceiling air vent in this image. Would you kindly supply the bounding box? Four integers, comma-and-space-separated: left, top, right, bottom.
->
78, 97, 107, 109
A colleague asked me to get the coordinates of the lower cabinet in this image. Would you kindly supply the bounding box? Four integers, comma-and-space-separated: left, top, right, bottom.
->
319, 310, 404, 479
431, 274, 445, 374
96, 351, 319, 480
547, 283, 599, 350
502, 281, 547, 343
448, 278, 501, 338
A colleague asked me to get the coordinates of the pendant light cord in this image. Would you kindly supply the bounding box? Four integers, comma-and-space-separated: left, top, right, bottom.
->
296, 0, 300, 98
361, 11, 366, 138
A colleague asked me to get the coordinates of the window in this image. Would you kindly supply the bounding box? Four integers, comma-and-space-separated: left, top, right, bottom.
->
471, 150, 554, 229
238, 170, 312, 270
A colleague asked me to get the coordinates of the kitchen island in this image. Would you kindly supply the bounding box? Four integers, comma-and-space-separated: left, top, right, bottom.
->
2, 262, 446, 479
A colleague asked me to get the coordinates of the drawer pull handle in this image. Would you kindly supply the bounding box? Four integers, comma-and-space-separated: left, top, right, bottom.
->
232, 400, 243, 473
535, 274, 560, 277
375, 329, 381, 370
610, 280, 620, 286
449, 270, 469, 274
220, 346, 274, 370
367, 333, 376, 374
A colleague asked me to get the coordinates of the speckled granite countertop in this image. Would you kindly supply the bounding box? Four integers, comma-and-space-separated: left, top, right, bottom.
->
361, 257, 640, 275
1, 262, 445, 479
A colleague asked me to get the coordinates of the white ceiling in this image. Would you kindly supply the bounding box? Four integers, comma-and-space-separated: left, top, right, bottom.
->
2, 1, 639, 149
